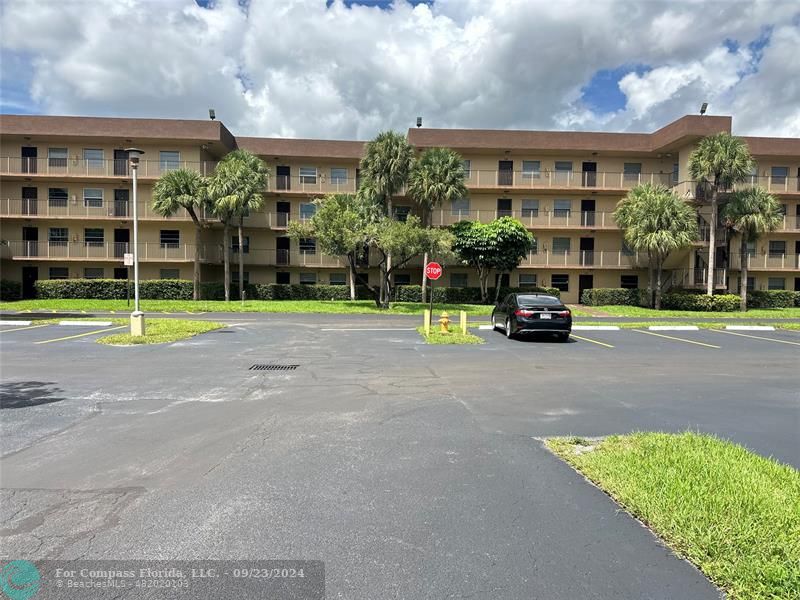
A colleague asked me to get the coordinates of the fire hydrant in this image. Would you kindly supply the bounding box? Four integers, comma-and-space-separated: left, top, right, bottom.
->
439, 311, 450, 333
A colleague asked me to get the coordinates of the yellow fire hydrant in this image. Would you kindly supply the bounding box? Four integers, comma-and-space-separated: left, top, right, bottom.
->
439, 311, 450, 333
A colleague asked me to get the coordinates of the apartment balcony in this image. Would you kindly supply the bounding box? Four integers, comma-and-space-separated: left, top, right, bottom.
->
730, 253, 800, 271
673, 176, 800, 200
5, 241, 204, 262
463, 170, 674, 192
431, 209, 618, 229
673, 269, 727, 289
517, 250, 643, 269
0, 198, 198, 221
0, 157, 218, 180
267, 174, 360, 195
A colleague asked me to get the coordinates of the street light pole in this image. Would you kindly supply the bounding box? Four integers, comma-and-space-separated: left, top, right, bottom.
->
126, 148, 145, 336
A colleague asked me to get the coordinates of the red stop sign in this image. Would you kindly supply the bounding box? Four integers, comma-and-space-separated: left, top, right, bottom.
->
425, 262, 443, 280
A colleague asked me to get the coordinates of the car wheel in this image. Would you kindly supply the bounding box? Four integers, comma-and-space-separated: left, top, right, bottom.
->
558, 332, 570, 342
505, 319, 514, 339
492, 314, 498, 331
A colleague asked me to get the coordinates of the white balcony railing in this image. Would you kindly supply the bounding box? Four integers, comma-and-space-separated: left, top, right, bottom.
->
0, 198, 198, 220
431, 209, 618, 228
5, 241, 204, 262
462, 170, 675, 190
519, 250, 642, 268
730, 253, 800, 271
0, 157, 219, 179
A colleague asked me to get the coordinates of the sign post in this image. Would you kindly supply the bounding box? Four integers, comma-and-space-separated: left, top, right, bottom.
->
424, 262, 443, 327
123, 253, 134, 308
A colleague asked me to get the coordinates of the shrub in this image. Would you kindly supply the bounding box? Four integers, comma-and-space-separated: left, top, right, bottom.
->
0, 280, 22, 301
661, 292, 741, 312
393, 285, 559, 304
581, 288, 647, 306
747, 290, 798, 309
251, 283, 372, 301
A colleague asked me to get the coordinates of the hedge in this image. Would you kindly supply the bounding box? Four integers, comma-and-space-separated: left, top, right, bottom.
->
580, 288, 648, 307
393, 285, 560, 303
746, 290, 799, 309
661, 292, 741, 312
0, 280, 21, 301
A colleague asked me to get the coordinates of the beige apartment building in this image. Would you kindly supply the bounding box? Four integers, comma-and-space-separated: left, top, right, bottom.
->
1, 113, 798, 304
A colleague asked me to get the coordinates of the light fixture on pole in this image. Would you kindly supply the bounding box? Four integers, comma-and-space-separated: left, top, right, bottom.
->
700, 102, 708, 115
125, 148, 145, 336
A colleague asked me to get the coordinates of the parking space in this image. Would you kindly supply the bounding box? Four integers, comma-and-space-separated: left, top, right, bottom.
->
0, 322, 124, 345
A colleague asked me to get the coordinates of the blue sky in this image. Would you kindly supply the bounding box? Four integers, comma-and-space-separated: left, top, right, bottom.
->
2, 0, 799, 137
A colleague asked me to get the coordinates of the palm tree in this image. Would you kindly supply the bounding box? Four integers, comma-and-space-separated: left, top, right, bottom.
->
615, 183, 698, 309
407, 148, 468, 302
358, 131, 415, 307
152, 168, 210, 300
207, 150, 268, 301
688, 132, 754, 295
722, 187, 783, 311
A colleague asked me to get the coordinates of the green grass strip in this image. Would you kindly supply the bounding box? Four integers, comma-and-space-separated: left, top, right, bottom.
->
547, 432, 800, 600
96, 319, 225, 345
416, 325, 484, 344
590, 305, 800, 319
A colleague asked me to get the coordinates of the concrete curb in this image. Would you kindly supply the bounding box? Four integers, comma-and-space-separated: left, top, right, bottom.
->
725, 325, 776, 331
648, 325, 699, 331
478, 325, 494, 330
58, 321, 113, 327
572, 325, 620, 331
0, 320, 32, 326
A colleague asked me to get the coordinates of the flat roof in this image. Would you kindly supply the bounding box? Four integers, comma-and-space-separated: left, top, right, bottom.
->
236, 136, 366, 160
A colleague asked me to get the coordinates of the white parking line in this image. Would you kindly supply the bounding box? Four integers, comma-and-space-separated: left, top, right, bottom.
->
711, 329, 800, 347
725, 325, 775, 331
58, 320, 113, 327
0, 320, 32, 326
573, 325, 620, 331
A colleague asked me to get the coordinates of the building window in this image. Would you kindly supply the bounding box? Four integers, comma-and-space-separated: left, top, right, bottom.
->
330, 168, 347, 185
519, 274, 537, 287
530, 238, 538, 254
394, 206, 410, 222
622, 240, 635, 256
554, 161, 573, 172
623, 163, 642, 183
48, 188, 68, 207
299, 203, 316, 220
768, 277, 785, 290
521, 199, 539, 218
461, 160, 471, 178
299, 238, 316, 254
276, 272, 290, 284
330, 273, 347, 285
299, 272, 317, 285
522, 161, 541, 179
672, 163, 679, 184
84, 267, 104, 279
451, 197, 470, 216
551, 274, 569, 292
553, 199, 571, 218
745, 240, 756, 256
394, 273, 411, 286
83, 188, 103, 208
552, 237, 571, 254
84, 149, 104, 170
771, 166, 788, 184
230, 271, 250, 285
48, 227, 68, 245
299, 167, 317, 184
84, 228, 104, 247
450, 273, 468, 288
620, 275, 638, 289
232, 235, 250, 254
768, 240, 786, 257
746, 276, 755, 292
49, 267, 69, 279
48, 147, 68, 168
160, 269, 180, 279
160, 230, 180, 248
159, 151, 180, 172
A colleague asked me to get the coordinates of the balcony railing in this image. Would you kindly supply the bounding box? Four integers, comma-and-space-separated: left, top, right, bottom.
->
431, 209, 618, 228
673, 269, 727, 289
0, 198, 198, 220
518, 250, 642, 268
0, 157, 219, 179
6, 241, 204, 261
730, 253, 800, 271
269, 174, 359, 194
462, 170, 674, 190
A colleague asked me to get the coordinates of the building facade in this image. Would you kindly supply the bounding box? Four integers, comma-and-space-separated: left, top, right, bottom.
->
1, 114, 798, 303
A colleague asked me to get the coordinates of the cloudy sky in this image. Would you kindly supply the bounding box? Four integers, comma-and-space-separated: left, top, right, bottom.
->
1, 0, 799, 139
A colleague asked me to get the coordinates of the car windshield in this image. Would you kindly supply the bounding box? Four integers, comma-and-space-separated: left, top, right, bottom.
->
517, 295, 561, 306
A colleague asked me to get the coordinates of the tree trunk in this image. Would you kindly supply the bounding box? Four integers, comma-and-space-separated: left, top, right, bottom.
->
351, 255, 380, 307
739, 234, 748, 312
421, 251, 429, 303
193, 222, 201, 301
655, 258, 663, 310
647, 255, 655, 309
238, 217, 245, 301
348, 258, 357, 301
494, 272, 504, 304
223, 222, 230, 302
706, 188, 718, 296
382, 193, 392, 310
479, 268, 489, 304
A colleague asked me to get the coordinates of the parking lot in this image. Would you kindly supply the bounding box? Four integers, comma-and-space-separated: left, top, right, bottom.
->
1, 313, 798, 599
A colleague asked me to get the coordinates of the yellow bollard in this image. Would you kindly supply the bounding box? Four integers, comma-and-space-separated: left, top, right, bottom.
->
424, 309, 431, 336
460, 310, 467, 334
439, 311, 450, 333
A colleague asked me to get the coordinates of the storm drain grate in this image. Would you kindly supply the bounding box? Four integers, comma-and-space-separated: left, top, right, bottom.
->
249, 364, 300, 371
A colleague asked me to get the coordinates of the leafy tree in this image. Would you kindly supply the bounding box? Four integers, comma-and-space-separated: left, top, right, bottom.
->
722, 187, 783, 311
614, 183, 698, 309
152, 169, 210, 300
287, 193, 380, 300
357, 131, 415, 305
207, 150, 269, 300
688, 132, 754, 295
450, 217, 534, 303
407, 147, 468, 302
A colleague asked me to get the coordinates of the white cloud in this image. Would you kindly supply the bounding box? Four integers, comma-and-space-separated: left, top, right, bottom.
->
1, 0, 798, 138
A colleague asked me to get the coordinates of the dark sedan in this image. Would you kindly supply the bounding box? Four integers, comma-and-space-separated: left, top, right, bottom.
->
491, 293, 572, 341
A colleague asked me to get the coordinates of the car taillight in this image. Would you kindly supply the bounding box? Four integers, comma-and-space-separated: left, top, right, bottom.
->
556, 310, 571, 318
515, 309, 534, 317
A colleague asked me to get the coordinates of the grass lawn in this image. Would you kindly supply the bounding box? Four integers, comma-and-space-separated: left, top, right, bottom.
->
589, 305, 800, 319
0, 298, 495, 316
416, 325, 484, 344
576, 320, 800, 330
547, 432, 800, 600
96, 318, 225, 345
